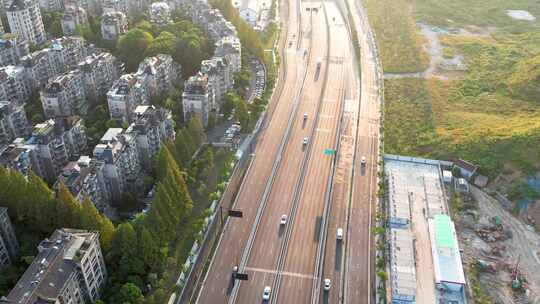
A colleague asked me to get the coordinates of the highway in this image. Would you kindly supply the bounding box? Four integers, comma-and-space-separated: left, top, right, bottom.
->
233, 3, 330, 303
195, 0, 310, 301
196, 0, 382, 301
342, 0, 382, 302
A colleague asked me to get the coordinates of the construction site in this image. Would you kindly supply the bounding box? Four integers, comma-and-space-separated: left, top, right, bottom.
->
385, 155, 467, 304
384, 154, 540, 304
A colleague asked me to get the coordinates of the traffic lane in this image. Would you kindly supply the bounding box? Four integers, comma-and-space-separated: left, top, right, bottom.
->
278, 6, 348, 302
345, 73, 380, 303
277, 53, 346, 304
234, 10, 329, 303
199, 0, 307, 299
197, 36, 303, 304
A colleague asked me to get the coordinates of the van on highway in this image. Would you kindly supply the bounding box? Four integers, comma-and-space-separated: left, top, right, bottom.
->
337, 228, 343, 240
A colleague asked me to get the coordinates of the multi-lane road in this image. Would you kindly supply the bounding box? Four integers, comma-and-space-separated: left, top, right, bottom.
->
196, 0, 381, 301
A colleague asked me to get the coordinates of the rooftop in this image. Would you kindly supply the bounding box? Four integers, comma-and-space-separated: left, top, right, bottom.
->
3, 229, 97, 304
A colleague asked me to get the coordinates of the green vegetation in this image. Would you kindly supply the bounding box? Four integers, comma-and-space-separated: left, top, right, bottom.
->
367, 0, 540, 177
42, 12, 63, 38
0, 169, 115, 294
362, 0, 428, 73
468, 263, 493, 304
412, 0, 540, 33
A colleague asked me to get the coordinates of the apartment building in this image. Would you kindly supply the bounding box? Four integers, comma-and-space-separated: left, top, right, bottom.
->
38, 0, 63, 11
100, 10, 127, 40
100, 0, 127, 14
6, 0, 46, 45
126, 105, 174, 170
78, 51, 121, 102
93, 128, 140, 202
1, 229, 107, 304
41, 69, 87, 118
56, 155, 109, 212
0, 100, 30, 147
149, 1, 170, 25
183, 73, 213, 126
0, 65, 31, 105
107, 73, 147, 123
63, 0, 100, 15
136, 53, 181, 99
201, 56, 232, 105
0, 207, 19, 270
21, 36, 86, 89
62, 5, 88, 35
215, 35, 242, 73
0, 33, 29, 66
27, 117, 87, 182
0, 138, 39, 176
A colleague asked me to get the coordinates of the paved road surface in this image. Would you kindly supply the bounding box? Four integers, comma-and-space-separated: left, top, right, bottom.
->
195, 0, 308, 302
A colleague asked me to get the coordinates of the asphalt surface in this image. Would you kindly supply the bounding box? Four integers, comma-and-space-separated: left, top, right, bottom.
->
234, 4, 330, 303
196, 0, 381, 302
342, 0, 381, 302
195, 0, 308, 301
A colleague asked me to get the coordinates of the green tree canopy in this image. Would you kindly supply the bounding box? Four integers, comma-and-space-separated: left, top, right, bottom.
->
117, 28, 154, 72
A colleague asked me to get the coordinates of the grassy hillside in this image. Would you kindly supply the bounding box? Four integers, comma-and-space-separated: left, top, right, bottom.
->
363, 0, 429, 73
365, 0, 540, 177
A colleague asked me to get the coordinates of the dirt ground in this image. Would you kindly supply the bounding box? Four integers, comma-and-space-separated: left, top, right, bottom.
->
456, 186, 540, 304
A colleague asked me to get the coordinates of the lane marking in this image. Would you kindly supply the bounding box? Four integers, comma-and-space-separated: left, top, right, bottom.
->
245, 267, 316, 280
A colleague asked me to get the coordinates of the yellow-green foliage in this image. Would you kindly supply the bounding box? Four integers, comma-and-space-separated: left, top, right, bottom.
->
362, 0, 429, 73
508, 54, 540, 100
412, 0, 540, 33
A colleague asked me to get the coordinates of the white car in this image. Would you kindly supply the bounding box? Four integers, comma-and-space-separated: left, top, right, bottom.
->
361, 156, 366, 165
262, 286, 271, 301
303, 113, 308, 120
324, 278, 331, 291
337, 228, 343, 240
303, 137, 309, 145
280, 214, 288, 225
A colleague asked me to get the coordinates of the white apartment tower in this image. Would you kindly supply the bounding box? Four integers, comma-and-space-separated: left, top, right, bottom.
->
6, 0, 46, 45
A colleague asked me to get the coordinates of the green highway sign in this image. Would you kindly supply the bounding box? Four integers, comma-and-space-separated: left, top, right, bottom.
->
324, 149, 335, 155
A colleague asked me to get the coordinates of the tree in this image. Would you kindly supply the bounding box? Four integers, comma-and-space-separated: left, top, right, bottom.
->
113, 223, 145, 277
42, 12, 63, 37
56, 183, 82, 229
234, 98, 250, 130
146, 31, 177, 57
116, 283, 144, 304
117, 29, 154, 72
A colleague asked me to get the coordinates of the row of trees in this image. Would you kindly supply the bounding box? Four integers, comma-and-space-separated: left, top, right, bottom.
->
0, 167, 115, 251
102, 118, 208, 302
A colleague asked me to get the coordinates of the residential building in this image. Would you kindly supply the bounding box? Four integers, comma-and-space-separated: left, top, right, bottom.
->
78, 51, 121, 102
28, 117, 87, 182
56, 156, 109, 212
453, 158, 478, 181
201, 56, 232, 105
49, 36, 87, 72
1, 229, 107, 304
0, 100, 30, 147
100, 11, 127, 40
107, 73, 147, 123
41, 69, 87, 118
0, 207, 19, 270
136, 53, 181, 100
38, 0, 63, 11
182, 73, 213, 126
100, 0, 127, 14
6, 0, 46, 45
93, 128, 140, 202
126, 105, 174, 170
149, 1, 171, 25
62, 5, 88, 35
0, 65, 31, 105
0, 33, 29, 66
0, 138, 39, 176
0, 16, 4, 33
215, 35, 241, 73
21, 36, 86, 89
63, 0, 100, 16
